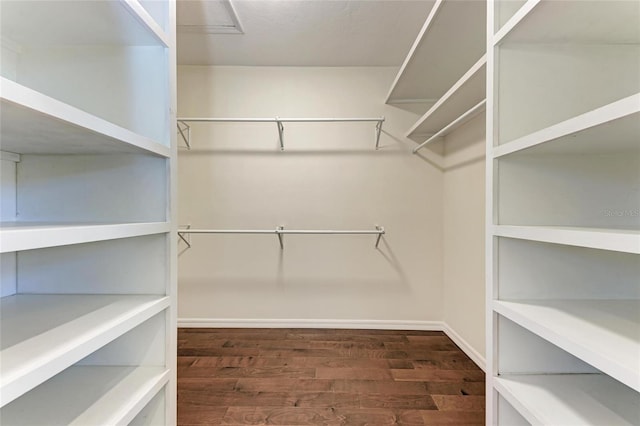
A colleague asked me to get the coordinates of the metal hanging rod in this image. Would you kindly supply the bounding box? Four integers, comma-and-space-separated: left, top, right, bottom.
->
176, 117, 385, 150
412, 100, 486, 154
177, 225, 385, 249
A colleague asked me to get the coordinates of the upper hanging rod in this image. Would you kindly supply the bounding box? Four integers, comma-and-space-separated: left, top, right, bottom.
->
176, 117, 385, 151
178, 226, 385, 249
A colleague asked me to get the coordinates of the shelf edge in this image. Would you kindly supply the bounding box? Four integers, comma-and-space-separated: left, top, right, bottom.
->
385, 0, 444, 104
492, 225, 640, 254
0, 222, 171, 253
493, 93, 640, 158
119, 0, 170, 47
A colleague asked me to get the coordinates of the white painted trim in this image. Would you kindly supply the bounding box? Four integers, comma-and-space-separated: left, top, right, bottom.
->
178, 318, 444, 331
0, 151, 21, 163
442, 322, 486, 372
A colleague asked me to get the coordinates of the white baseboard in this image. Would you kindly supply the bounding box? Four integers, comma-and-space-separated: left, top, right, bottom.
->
177, 317, 485, 371
178, 317, 443, 331
442, 322, 486, 371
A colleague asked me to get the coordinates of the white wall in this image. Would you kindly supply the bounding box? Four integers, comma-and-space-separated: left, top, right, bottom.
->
177, 66, 444, 326
442, 114, 486, 364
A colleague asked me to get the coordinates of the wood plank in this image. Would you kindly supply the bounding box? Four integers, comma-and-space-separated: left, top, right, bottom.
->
391, 369, 485, 382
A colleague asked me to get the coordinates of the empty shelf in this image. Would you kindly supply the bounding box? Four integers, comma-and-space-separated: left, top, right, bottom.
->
494, 300, 640, 392
493, 225, 640, 254
0, 366, 169, 425
0, 78, 169, 157
406, 55, 486, 142
494, 93, 640, 158
0, 222, 170, 253
495, 374, 640, 425
386, 0, 486, 104
0, 294, 170, 405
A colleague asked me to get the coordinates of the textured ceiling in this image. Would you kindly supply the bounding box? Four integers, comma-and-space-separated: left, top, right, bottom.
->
177, 0, 435, 66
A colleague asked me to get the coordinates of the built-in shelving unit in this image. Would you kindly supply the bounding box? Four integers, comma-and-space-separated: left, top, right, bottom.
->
386, 0, 486, 154
0, 0, 176, 423
487, 1, 640, 424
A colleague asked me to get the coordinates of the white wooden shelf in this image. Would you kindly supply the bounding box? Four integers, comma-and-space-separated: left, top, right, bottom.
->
0, 0, 168, 47
0, 78, 170, 157
494, 93, 640, 158
495, 374, 640, 426
0, 366, 169, 425
0, 294, 170, 406
385, 0, 486, 105
0, 222, 170, 253
493, 225, 640, 255
495, 0, 640, 46
406, 55, 486, 142
494, 300, 640, 392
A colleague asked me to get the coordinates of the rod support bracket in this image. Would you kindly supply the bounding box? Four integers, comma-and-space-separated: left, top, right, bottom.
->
178, 224, 192, 248
276, 117, 284, 151
375, 225, 385, 248
375, 118, 384, 150
177, 120, 191, 150
276, 226, 284, 249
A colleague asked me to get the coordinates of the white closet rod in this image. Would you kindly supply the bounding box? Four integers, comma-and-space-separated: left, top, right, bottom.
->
412, 100, 486, 154
176, 117, 385, 150
177, 117, 384, 122
177, 226, 385, 249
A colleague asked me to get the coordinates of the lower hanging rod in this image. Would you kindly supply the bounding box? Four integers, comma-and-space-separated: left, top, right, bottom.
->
178, 226, 385, 249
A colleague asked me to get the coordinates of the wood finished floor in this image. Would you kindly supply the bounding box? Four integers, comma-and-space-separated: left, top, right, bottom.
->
178, 328, 485, 425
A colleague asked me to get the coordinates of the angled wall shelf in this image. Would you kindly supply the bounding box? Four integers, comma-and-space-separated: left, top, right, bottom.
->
386, 0, 486, 108
387, 0, 486, 155
176, 117, 385, 150
407, 55, 486, 144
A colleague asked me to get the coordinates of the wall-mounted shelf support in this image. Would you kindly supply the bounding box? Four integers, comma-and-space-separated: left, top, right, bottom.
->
375, 120, 383, 150
176, 121, 191, 150
177, 224, 191, 248
413, 99, 486, 153
177, 225, 385, 250
276, 117, 284, 150
175, 117, 385, 150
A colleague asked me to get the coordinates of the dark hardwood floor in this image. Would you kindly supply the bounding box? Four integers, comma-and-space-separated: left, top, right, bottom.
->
178, 328, 485, 425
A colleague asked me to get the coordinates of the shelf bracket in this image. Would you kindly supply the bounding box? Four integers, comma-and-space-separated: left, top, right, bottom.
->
375, 225, 385, 248
178, 224, 192, 248
276, 226, 284, 249
177, 121, 191, 150
276, 117, 284, 151
375, 118, 384, 150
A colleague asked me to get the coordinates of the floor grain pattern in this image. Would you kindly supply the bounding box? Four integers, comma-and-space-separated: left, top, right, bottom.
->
178, 328, 485, 425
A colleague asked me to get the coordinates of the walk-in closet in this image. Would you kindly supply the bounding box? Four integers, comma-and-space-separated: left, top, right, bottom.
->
0, 0, 637, 425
